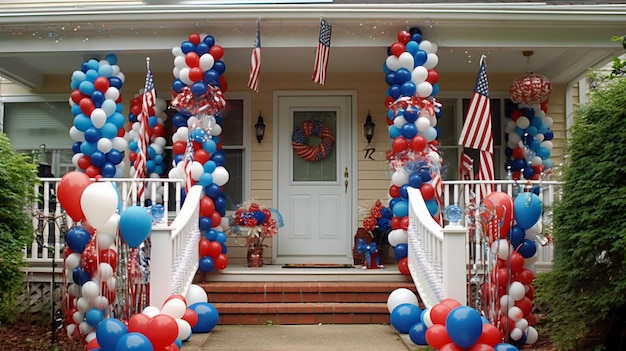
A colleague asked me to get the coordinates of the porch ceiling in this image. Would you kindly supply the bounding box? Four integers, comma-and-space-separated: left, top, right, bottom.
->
1, 2, 625, 89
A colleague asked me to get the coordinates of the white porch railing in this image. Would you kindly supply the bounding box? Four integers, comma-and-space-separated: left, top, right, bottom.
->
149, 184, 202, 308
408, 179, 563, 308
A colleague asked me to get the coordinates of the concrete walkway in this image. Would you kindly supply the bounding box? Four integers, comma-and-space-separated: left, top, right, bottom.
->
182, 324, 421, 351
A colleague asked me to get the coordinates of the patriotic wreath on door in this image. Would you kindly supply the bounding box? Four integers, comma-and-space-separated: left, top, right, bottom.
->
291, 119, 336, 161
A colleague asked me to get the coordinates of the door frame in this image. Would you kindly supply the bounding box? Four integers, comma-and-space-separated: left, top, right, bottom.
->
271, 90, 358, 262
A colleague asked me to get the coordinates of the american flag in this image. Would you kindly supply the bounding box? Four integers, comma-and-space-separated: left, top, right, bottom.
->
135, 60, 156, 205
248, 19, 261, 92
312, 19, 332, 85
183, 136, 195, 196
459, 152, 474, 180
458, 56, 493, 197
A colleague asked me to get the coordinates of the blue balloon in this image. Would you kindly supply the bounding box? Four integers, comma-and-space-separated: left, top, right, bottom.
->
405, 41, 419, 55
100, 122, 118, 139
392, 200, 409, 218
191, 81, 208, 97
401, 122, 418, 139
395, 68, 411, 84
494, 343, 520, 351
215, 231, 227, 244
199, 216, 212, 231
72, 266, 91, 286
408, 173, 423, 188
108, 112, 126, 129
388, 84, 401, 99
104, 53, 118, 65
172, 78, 186, 94
101, 162, 116, 178
74, 114, 93, 132
213, 60, 226, 74
85, 308, 104, 327
425, 199, 439, 216
107, 149, 123, 165
445, 306, 483, 348
388, 125, 401, 138
408, 321, 428, 345
518, 239, 537, 258
91, 90, 105, 107
90, 151, 106, 167
189, 302, 219, 333
199, 256, 215, 273
204, 183, 221, 198
84, 127, 101, 143
119, 206, 153, 248
180, 40, 196, 54
413, 50, 428, 66
514, 192, 542, 229
196, 42, 209, 55
109, 76, 123, 89
203, 69, 220, 85
204, 229, 218, 241
385, 72, 396, 86
390, 303, 423, 334
115, 332, 153, 351
211, 150, 225, 166
403, 106, 418, 123
96, 318, 128, 351
72, 141, 82, 154
508, 225, 526, 248
66, 225, 91, 252
79, 81, 95, 96
393, 243, 408, 261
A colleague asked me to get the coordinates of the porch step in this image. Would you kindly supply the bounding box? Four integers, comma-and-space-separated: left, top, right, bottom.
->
198, 281, 420, 325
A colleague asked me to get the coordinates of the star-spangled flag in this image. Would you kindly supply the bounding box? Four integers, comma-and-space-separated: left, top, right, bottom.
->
248, 19, 261, 92
135, 60, 156, 205
183, 136, 195, 196
312, 19, 332, 85
458, 56, 493, 197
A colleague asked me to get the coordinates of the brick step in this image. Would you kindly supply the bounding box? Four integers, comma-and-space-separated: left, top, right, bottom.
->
199, 281, 419, 325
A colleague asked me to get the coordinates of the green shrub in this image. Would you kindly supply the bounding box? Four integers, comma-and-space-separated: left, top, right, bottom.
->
535, 76, 626, 350
0, 133, 39, 323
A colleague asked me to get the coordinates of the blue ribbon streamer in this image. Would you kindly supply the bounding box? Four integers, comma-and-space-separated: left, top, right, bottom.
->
356, 238, 377, 267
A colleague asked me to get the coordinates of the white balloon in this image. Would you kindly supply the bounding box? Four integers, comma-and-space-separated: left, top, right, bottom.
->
96, 263, 114, 281
71, 153, 82, 168
76, 297, 90, 314
423, 127, 438, 142
116, 72, 125, 82
387, 229, 408, 247
112, 137, 128, 151
174, 55, 187, 69
422, 307, 433, 327
172, 46, 183, 57
85, 331, 97, 343
500, 294, 514, 310
510, 327, 523, 340
526, 326, 539, 344
211, 123, 222, 136
541, 140, 553, 150
66, 324, 76, 339
67, 283, 81, 298
508, 306, 524, 321
179, 67, 192, 85
91, 108, 107, 129
93, 296, 110, 310
385, 55, 401, 72
190, 161, 205, 181
82, 281, 100, 302
391, 169, 409, 187
65, 253, 82, 271
154, 136, 167, 147
393, 116, 408, 129
199, 53, 216, 71
213, 166, 230, 186
79, 321, 94, 335
73, 310, 84, 324
416, 81, 433, 98
423, 53, 439, 69
419, 40, 433, 53
185, 284, 208, 305
172, 67, 181, 79
69, 126, 85, 142
97, 138, 113, 154
415, 117, 431, 132
101, 99, 117, 117
161, 298, 187, 319
398, 52, 414, 71
111, 65, 120, 76
542, 116, 553, 127
515, 318, 529, 331
168, 167, 184, 180
491, 239, 512, 261
509, 281, 526, 301
411, 66, 428, 84
81, 182, 119, 230
387, 288, 419, 313
516, 116, 530, 129
142, 305, 161, 318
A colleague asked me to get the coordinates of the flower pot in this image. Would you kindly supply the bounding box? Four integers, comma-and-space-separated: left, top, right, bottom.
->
247, 246, 264, 267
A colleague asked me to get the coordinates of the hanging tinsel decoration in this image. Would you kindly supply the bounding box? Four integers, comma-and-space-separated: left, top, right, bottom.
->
509, 51, 552, 107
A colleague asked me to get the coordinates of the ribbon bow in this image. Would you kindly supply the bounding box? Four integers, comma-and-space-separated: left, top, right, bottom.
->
356, 238, 377, 268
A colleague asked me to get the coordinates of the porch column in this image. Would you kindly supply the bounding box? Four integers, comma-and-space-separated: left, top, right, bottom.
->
442, 224, 468, 305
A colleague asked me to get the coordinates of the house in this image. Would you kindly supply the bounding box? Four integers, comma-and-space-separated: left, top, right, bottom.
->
1, 1, 625, 267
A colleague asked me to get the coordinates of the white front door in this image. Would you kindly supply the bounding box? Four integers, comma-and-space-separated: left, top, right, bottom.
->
275, 93, 354, 264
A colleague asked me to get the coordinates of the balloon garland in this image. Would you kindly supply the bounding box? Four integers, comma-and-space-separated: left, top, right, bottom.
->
69, 54, 128, 178
383, 27, 444, 275
168, 32, 230, 273
291, 119, 336, 161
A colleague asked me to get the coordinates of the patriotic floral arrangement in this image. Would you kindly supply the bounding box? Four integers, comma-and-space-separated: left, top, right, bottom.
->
230, 200, 284, 248
362, 199, 393, 233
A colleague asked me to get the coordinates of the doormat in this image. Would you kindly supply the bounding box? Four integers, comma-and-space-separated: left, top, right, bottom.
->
282, 264, 354, 269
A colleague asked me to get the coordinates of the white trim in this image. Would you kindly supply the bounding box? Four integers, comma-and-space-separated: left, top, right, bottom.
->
224, 90, 252, 207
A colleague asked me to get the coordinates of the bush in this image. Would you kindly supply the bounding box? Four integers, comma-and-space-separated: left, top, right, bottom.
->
0, 133, 39, 323
535, 76, 626, 350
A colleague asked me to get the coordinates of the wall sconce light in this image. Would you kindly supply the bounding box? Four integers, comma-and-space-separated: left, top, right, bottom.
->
255, 112, 266, 144
363, 111, 376, 145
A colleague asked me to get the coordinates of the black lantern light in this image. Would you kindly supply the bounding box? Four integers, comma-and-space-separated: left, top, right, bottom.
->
255, 112, 266, 144
363, 111, 376, 145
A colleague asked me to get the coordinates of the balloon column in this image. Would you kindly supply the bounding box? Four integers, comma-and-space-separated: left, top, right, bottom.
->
504, 74, 554, 180
383, 27, 444, 274
69, 54, 128, 178
127, 93, 169, 203
168, 33, 230, 273
474, 191, 544, 348
57, 172, 153, 343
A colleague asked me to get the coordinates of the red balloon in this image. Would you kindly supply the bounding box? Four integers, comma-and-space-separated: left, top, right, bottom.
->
481, 192, 514, 242
70, 89, 85, 104
517, 268, 535, 285
57, 171, 92, 222
188, 33, 201, 45
429, 303, 452, 325
99, 248, 118, 271
398, 257, 409, 275
214, 253, 228, 270
389, 185, 401, 198
468, 343, 496, 351
439, 298, 462, 310
426, 69, 439, 84
390, 216, 401, 230
410, 135, 427, 152
391, 137, 408, 153
152, 124, 165, 138
194, 149, 210, 164
512, 147, 525, 160
209, 45, 224, 60
146, 314, 178, 349
499, 315, 516, 333
525, 284, 535, 300
85, 165, 100, 178
390, 42, 405, 57
79, 97, 95, 116
210, 211, 222, 228
440, 343, 464, 351
397, 30, 411, 44
182, 308, 199, 328
85, 338, 100, 350
425, 324, 452, 349
128, 313, 150, 334
400, 216, 409, 231
208, 241, 223, 258
172, 140, 187, 155
510, 109, 523, 121
219, 75, 228, 93
200, 196, 215, 217
130, 103, 142, 117
198, 238, 212, 257
509, 251, 525, 272
385, 96, 395, 110
94, 76, 110, 92
477, 323, 502, 346
189, 67, 204, 82
77, 155, 92, 170
515, 296, 533, 317
129, 152, 138, 163
420, 183, 435, 200
185, 52, 200, 68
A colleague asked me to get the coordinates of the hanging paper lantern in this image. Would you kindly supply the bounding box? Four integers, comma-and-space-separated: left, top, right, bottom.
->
509, 72, 552, 106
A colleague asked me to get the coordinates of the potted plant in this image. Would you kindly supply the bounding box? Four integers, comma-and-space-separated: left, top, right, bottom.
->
229, 201, 283, 267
